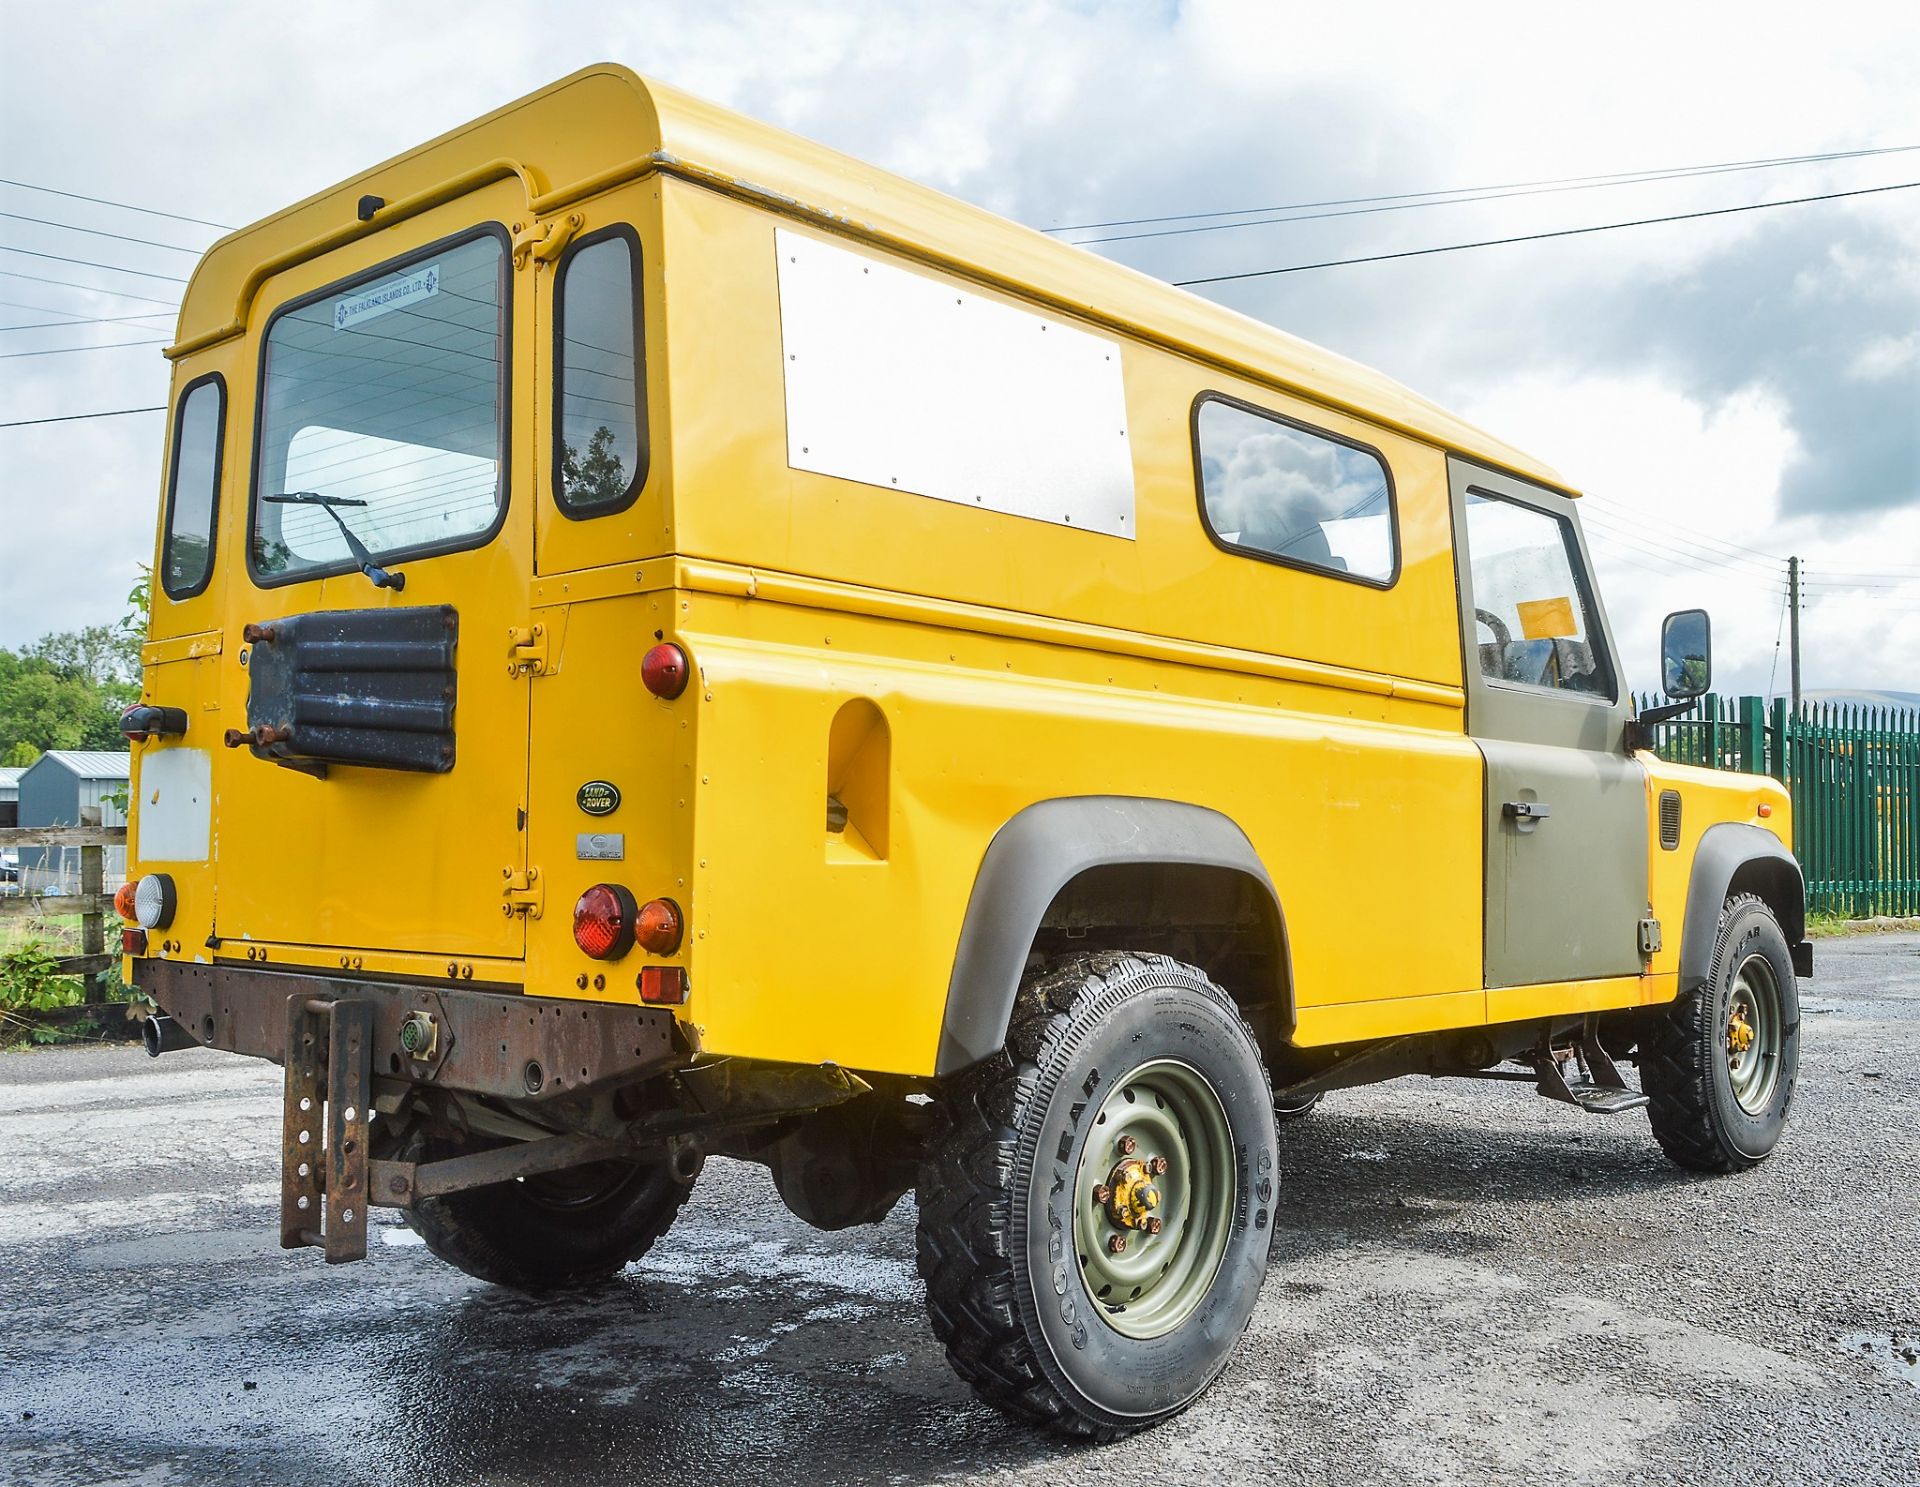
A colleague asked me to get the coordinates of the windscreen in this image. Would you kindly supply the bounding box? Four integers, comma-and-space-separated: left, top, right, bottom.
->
252, 233, 506, 581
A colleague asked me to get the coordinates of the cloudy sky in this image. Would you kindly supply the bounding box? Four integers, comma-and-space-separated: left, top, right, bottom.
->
3, 1, 1916, 695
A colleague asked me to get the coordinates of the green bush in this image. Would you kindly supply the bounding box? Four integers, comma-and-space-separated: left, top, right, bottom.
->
0, 937, 87, 1046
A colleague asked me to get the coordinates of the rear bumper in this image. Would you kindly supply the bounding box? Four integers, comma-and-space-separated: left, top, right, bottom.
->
137, 959, 683, 1103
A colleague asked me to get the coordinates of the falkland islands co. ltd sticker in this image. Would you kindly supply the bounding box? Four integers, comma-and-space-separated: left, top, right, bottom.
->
334, 262, 440, 331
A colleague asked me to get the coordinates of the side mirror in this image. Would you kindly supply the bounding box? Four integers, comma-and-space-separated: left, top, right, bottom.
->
1660, 609, 1711, 699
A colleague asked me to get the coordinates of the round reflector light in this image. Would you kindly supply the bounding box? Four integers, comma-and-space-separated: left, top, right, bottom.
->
133, 873, 177, 931
573, 884, 638, 960
114, 881, 140, 923
641, 642, 690, 700
635, 897, 684, 956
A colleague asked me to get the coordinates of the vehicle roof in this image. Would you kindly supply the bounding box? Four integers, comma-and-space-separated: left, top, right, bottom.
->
170, 64, 1570, 492
29, 750, 132, 780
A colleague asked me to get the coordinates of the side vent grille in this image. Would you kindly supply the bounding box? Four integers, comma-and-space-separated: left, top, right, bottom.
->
1659, 790, 1682, 851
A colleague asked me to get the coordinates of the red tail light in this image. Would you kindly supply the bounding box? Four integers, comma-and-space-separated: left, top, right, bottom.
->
122, 927, 148, 956
638, 966, 688, 1005
635, 898, 683, 956
641, 642, 689, 699
573, 884, 638, 959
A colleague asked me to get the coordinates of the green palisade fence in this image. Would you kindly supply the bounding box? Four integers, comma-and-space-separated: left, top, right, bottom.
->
1631, 694, 1920, 918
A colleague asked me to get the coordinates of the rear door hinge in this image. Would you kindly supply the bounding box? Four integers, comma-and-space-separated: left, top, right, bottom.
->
1638, 916, 1663, 955
511, 212, 583, 269
502, 865, 544, 919
507, 623, 550, 677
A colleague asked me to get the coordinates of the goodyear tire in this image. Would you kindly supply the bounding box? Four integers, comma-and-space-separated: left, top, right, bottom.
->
916, 951, 1278, 1439
396, 1128, 697, 1291
1641, 893, 1800, 1172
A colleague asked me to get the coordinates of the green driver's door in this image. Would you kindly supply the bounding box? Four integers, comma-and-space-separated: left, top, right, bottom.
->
1448, 459, 1649, 988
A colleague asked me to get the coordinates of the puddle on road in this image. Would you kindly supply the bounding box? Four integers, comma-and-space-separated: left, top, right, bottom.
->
1844, 1330, 1920, 1392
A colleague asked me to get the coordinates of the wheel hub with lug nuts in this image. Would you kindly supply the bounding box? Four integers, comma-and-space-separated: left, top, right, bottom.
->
1725, 952, 1783, 1114
1072, 1057, 1236, 1341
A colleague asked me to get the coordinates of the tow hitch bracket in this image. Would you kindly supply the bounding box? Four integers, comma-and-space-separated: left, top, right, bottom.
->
281, 994, 374, 1263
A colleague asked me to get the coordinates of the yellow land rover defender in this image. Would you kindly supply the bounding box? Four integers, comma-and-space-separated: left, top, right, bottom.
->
123, 66, 1811, 1438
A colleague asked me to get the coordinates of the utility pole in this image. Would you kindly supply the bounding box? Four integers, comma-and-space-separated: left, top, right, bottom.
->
1788, 555, 1802, 712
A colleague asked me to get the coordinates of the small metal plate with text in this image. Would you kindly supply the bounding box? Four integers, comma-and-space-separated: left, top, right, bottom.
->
576, 832, 625, 861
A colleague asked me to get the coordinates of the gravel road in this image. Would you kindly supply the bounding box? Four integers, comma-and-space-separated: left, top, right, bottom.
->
3, 936, 1917, 1486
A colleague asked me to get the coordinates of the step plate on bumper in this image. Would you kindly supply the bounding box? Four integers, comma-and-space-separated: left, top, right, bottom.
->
136, 960, 682, 1104
283, 994, 374, 1262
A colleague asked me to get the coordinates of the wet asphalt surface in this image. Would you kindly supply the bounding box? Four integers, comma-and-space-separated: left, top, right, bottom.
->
2, 938, 1918, 1486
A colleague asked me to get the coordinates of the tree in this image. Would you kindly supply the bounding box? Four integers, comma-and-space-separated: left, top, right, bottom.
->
0, 567, 150, 761
561, 424, 629, 506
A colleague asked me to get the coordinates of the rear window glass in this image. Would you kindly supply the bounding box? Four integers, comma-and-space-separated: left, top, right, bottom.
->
554, 230, 645, 515
251, 232, 507, 582
1194, 397, 1396, 584
162, 375, 224, 598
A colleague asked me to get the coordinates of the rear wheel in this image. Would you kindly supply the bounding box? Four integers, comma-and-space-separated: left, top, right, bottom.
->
1641, 893, 1800, 1172
916, 951, 1277, 1439
397, 1128, 697, 1291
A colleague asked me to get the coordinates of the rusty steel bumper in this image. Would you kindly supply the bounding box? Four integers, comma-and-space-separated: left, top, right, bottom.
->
138, 959, 682, 1104
138, 959, 686, 1263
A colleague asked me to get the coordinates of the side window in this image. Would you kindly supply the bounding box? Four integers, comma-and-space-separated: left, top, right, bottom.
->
554, 228, 646, 516
1464, 490, 1614, 698
1194, 395, 1396, 584
162, 374, 225, 599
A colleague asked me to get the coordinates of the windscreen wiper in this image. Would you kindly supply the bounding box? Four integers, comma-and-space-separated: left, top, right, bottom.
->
265, 491, 406, 591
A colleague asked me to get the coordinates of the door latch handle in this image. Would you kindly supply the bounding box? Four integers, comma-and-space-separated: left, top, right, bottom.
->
1502, 800, 1552, 821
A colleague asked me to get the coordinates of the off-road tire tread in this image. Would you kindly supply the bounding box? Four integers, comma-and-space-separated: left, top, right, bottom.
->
915, 950, 1262, 1440
398, 1131, 695, 1292
1640, 892, 1778, 1173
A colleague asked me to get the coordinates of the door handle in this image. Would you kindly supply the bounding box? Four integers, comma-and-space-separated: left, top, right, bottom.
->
1502, 800, 1552, 821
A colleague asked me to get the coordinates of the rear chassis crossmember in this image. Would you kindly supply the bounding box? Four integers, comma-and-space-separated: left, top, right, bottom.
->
138, 960, 683, 1262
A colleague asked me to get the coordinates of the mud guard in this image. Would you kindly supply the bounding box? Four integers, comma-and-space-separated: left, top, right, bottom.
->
934, 796, 1289, 1075
1679, 822, 1808, 993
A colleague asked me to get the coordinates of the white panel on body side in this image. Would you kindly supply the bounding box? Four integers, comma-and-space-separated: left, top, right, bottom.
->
775, 227, 1136, 538
135, 748, 212, 864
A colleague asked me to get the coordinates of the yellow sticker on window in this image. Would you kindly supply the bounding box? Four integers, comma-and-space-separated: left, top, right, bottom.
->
1516, 596, 1578, 640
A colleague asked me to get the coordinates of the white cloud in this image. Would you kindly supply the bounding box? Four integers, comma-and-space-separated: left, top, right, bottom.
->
1848, 331, 1920, 381
2, 0, 1916, 694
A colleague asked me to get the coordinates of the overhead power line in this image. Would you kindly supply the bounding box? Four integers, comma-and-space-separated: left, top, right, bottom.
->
0, 268, 180, 306
0, 311, 175, 332
0, 210, 207, 254
1171, 180, 1920, 287
0, 337, 170, 360
1580, 492, 1788, 566
0, 405, 165, 429
1067, 146, 1920, 247
0, 177, 234, 231
0, 243, 190, 283
1046, 143, 1920, 234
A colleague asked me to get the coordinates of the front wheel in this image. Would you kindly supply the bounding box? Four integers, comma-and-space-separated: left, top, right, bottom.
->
916, 952, 1278, 1439
1641, 893, 1800, 1172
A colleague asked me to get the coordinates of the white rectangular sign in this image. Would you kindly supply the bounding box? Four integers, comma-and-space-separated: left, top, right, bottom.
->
334, 263, 440, 331
776, 229, 1136, 538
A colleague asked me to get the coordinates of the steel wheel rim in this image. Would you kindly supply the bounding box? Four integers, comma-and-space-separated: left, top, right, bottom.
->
1071, 1058, 1236, 1340
1726, 952, 1783, 1114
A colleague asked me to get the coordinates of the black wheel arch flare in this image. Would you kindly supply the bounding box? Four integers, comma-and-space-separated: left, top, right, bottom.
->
935, 795, 1293, 1075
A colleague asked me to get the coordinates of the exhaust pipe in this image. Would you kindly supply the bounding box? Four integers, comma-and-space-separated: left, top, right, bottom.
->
143, 1013, 198, 1058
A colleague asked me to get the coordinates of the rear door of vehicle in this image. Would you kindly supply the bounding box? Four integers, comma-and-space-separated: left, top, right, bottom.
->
1447, 458, 1649, 987
215, 181, 535, 963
